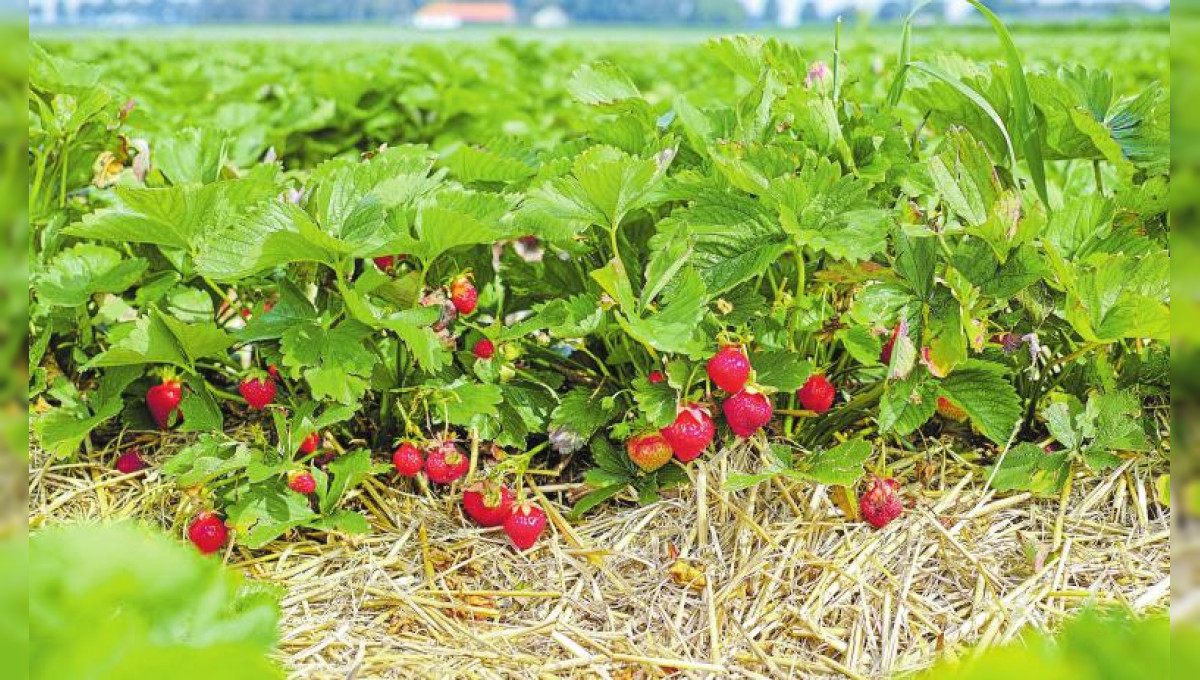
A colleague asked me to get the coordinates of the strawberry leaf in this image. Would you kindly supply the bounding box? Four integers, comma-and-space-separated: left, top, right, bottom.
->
940, 360, 1021, 444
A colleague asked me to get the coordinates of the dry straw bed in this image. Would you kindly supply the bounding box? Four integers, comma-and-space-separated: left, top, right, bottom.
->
29, 439, 1169, 679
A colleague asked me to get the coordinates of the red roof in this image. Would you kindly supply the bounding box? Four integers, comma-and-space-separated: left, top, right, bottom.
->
416, 2, 517, 22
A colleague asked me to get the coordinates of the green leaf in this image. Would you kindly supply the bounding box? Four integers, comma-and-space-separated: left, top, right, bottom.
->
527, 145, 667, 230
771, 161, 890, 262
321, 450, 379, 514
838, 326, 882, 366
37, 244, 146, 307
989, 443, 1071, 495
33, 367, 139, 457
237, 281, 319, 343
178, 374, 224, 432
940, 361, 1022, 444
567, 61, 641, 106
753, 350, 813, 392
280, 320, 376, 405
431, 381, 503, 426
196, 200, 342, 281
227, 481, 317, 549
879, 373, 938, 436
551, 388, 619, 443
632, 376, 678, 428
799, 440, 873, 486
162, 435, 254, 487
660, 189, 788, 295
1085, 392, 1149, 452
927, 126, 1003, 226
29, 522, 283, 680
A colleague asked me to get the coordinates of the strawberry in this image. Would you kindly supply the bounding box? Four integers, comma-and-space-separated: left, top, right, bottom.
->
661, 403, 715, 462
450, 275, 478, 316
859, 476, 903, 529
392, 442, 424, 477
288, 470, 317, 495
798, 374, 836, 414
504, 502, 547, 551
188, 512, 229, 555
266, 364, 281, 381
239, 375, 277, 410
473, 338, 495, 360
647, 370, 665, 384
626, 431, 673, 472
115, 449, 148, 474
722, 389, 773, 438
373, 255, 402, 271
425, 441, 469, 484
706, 344, 751, 393
298, 431, 322, 455
146, 377, 182, 429
462, 482, 515, 527
936, 396, 968, 422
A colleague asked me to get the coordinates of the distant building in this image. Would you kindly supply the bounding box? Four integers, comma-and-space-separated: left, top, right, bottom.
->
413, 2, 518, 29
531, 5, 570, 29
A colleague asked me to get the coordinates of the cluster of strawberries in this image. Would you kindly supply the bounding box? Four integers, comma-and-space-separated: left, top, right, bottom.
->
627, 343, 838, 471
391, 440, 548, 551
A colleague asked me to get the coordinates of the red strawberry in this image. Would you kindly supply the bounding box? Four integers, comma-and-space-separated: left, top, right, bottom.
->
450, 275, 478, 316
188, 512, 229, 554
392, 442, 424, 477
722, 389, 773, 438
288, 470, 317, 495
707, 344, 751, 392
936, 396, 968, 422
626, 431, 673, 472
798, 374, 836, 414
146, 377, 182, 429
473, 338, 495, 360
647, 370, 665, 384
115, 449, 148, 474
504, 502, 547, 551
859, 476, 903, 529
267, 364, 281, 381
425, 441, 469, 484
239, 375, 277, 410
462, 483, 515, 527
298, 431, 321, 455
661, 403, 716, 462
373, 255, 399, 271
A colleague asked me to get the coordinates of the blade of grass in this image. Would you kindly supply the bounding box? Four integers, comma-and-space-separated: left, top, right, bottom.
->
907, 61, 1018, 170
966, 0, 1049, 207
885, 0, 932, 109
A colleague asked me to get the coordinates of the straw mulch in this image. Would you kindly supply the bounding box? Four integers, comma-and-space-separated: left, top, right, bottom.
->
29, 438, 1169, 679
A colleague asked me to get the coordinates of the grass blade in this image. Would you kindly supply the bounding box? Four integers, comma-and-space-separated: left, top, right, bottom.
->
965, 0, 1049, 207
907, 61, 1017, 170
886, 0, 932, 109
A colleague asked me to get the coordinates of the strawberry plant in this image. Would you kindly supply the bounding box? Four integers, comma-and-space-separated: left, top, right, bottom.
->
28, 7, 1169, 555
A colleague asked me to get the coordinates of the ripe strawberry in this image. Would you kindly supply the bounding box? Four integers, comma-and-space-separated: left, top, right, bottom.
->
450, 275, 478, 316
504, 502, 547, 551
239, 375, 277, 410
707, 344, 751, 392
859, 476, 903, 529
267, 364, 281, 381
473, 338, 495, 360
647, 370, 665, 384
722, 389, 773, 438
392, 442, 424, 477
798, 374, 836, 414
373, 255, 402, 271
936, 396, 968, 422
626, 431, 673, 472
298, 431, 322, 455
115, 449, 148, 474
462, 483, 515, 527
146, 377, 182, 429
288, 470, 317, 495
661, 403, 716, 462
188, 512, 229, 555
425, 441, 469, 484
